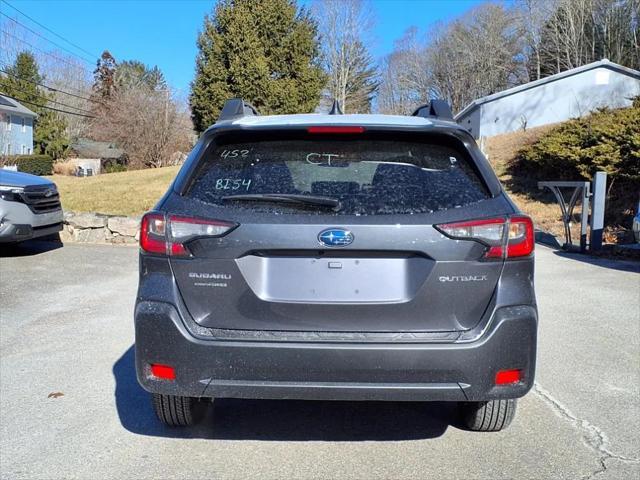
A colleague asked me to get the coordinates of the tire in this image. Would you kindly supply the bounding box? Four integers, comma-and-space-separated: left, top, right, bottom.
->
151, 393, 206, 427
461, 399, 517, 432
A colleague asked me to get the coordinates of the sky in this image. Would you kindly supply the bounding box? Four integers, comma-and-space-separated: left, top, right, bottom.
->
0, 0, 486, 93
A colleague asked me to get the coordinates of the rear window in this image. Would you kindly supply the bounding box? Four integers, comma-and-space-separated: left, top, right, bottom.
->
186, 137, 489, 215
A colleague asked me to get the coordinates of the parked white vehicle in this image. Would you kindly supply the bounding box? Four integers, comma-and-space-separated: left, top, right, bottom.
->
0, 169, 63, 244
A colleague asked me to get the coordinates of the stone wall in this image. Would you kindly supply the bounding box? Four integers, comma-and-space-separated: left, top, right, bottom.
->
61, 211, 140, 244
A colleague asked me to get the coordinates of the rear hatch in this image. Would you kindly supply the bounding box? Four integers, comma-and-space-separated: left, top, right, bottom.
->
164, 128, 513, 333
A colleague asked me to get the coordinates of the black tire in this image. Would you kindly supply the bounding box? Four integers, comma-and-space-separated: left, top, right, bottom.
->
151, 393, 206, 427
461, 399, 517, 432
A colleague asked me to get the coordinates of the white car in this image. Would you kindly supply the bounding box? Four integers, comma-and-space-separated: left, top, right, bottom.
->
0, 169, 63, 244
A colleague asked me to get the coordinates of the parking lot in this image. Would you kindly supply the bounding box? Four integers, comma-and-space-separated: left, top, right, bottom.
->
0, 241, 638, 479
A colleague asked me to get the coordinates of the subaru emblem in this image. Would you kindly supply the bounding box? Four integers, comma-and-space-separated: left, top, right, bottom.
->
318, 228, 354, 247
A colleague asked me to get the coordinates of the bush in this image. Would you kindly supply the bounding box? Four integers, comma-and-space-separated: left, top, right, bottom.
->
103, 163, 127, 174
510, 100, 640, 229
1, 154, 55, 176
52, 160, 78, 176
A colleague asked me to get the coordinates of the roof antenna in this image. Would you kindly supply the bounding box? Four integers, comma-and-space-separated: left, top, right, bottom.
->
329, 99, 343, 115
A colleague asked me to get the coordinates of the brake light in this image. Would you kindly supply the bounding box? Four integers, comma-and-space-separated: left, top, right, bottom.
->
495, 369, 522, 385
435, 215, 534, 259
139, 212, 237, 256
307, 126, 365, 134
150, 363, 176, 381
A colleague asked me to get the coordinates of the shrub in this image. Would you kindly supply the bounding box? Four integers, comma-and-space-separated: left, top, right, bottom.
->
103, 163, 127, 173
510, 100, 640, 229
52, 160, 78, 176
1, 154, 55, 176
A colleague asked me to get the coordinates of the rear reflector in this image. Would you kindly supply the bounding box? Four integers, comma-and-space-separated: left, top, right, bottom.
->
150, 363, 176, 381
140, 212, 237, 257
435, 215, 534, 259
307, 126, 365, 134
495, 369, 522, 385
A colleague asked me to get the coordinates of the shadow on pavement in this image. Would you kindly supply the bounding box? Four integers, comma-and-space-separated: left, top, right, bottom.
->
114, 345, 452, 441
552, 250, 640, 273
0, 237, 63, 257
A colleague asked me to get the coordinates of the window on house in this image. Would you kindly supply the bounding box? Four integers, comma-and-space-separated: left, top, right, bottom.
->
21, 144, 26, 154
6, 143, 11, 155
21, 117, 26, 133
7, 115, 11, 131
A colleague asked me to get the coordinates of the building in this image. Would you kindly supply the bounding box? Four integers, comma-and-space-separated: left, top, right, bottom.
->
0, 94, 36, 156
67, 138, 127, 175
455, 59, 640, 139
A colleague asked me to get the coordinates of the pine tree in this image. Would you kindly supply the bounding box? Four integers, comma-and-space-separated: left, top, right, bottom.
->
190, 0, 325, 132
0, 52, 68, 159
92, 50, 118, 101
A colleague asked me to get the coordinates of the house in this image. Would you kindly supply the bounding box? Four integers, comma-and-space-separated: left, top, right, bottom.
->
455, 59, 640, 139
0, 94, 36, 156
67, 138, 127, 174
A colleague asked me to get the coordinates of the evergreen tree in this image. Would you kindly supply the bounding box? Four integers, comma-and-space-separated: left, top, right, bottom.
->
92, 50, 118, 100
115, 60, 167, 91
190, 0, 325, 132
0, 52, 68, 159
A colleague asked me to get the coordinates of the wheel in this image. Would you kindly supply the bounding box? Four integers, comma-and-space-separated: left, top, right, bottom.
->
461, 399, 517, 432
151, 393, 206, 427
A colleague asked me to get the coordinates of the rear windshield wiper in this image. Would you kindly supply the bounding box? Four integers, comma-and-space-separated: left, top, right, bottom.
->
221, 193, 341, 210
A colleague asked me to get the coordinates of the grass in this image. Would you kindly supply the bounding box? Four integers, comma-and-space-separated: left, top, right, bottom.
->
48, 166, 180, 216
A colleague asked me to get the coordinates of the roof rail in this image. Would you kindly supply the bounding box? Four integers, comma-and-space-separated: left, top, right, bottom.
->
218, 98, 260, 122
329, 99, 343, 115
411, 100, 453, 121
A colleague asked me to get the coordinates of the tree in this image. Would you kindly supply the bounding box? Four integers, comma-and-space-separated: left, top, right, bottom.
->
115, 60, 167, 91
92, 50, 117, 101
89, 84, 193, 169
190, 0, 325, 132
537, 0, 640, 76
0, 52, 69, 159
313, 0, 379, 113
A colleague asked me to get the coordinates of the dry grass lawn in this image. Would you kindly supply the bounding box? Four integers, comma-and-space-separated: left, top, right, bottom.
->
48, 166, 180, 216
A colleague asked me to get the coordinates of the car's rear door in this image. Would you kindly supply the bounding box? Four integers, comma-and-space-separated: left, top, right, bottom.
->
166, 128, 513, 333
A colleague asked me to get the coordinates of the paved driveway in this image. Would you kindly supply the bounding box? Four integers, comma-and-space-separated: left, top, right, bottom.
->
0, 241, 638, 479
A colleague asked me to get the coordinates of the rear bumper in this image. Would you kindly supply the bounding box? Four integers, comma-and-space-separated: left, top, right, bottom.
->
135, 302, 537, 402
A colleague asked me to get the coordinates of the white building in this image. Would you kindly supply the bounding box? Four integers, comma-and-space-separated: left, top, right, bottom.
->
455, 59, 640, 139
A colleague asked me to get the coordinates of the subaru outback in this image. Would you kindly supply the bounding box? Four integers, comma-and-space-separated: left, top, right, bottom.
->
135, 99, 537, 432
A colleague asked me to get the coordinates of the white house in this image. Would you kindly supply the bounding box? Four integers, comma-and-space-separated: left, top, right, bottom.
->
0, 94, 36, 156
455, 59, 640, 139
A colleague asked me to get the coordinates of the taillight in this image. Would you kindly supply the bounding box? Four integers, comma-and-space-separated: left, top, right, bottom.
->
435, 215, 534, 259
139, 212, 237, 256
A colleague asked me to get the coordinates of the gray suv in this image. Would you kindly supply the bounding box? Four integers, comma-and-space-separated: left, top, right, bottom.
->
135, 99, 537, 432
0, 169, 63, 244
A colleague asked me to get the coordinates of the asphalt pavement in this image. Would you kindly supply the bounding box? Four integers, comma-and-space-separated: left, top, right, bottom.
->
0, 241, 638, 479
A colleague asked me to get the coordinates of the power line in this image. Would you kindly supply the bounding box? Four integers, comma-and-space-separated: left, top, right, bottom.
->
0, 0, 99, 60
1, 29, 89, 70
0, 58, 94, 98
0, 12, 95, 66
0, 65, 102, 105
0, 92, 95, 118
3, 84, 96, 115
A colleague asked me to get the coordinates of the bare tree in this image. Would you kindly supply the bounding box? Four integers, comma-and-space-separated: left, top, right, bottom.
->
313, 0, 378, 113
89, 85, 193, 169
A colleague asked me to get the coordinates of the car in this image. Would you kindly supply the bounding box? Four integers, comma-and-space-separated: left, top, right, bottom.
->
633, 200, 640, 243
135, 98, 537, 432
0, 169, 63, 244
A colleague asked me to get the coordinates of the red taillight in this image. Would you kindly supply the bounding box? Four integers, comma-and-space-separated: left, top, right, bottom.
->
139, 212, 237, 257
307, 126, 365, 134
495, 369, 522, 385
150, 363, 176, 381
140, 213, 167, 255
435, 215, 534, 259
